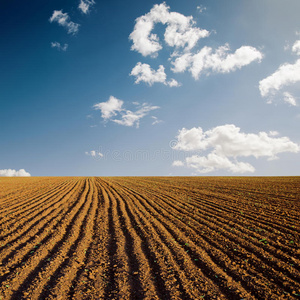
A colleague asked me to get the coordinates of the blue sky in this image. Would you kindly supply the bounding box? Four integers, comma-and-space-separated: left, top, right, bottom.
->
1, 0, 300, 176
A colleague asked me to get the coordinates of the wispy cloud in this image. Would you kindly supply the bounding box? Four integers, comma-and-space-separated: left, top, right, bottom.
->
94, 97, 159, 128
0, 169, 31, 177
113, 104, 159, 128
196, 5, 206, 13
151, 116, 163, 125
283, 92, 297, 106
49, 10, 80, 35
78, 0, 95, 14
172, 124, 299, 173
130, 62, 180, 87
51, 41, 68, 51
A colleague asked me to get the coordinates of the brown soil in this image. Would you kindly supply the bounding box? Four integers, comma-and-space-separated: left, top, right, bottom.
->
0, 176, 299, 299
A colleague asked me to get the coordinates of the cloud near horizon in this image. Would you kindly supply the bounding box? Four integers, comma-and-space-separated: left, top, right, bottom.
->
49, 10, 80, 35
93, 96, 159, 128
0, 169, 31, 177
171, 124, 300, 174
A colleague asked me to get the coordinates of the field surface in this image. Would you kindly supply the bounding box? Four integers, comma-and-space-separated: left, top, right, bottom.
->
0, 177, 299, 299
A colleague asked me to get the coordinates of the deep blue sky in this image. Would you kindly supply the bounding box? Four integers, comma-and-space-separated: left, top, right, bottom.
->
1, 0, 300, 176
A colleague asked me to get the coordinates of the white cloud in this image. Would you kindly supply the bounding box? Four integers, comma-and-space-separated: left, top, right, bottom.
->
129, 2, 209, 57
172, 160, 184, 167
130, 62, 180, 87
49, 10, 80, 35
186, 153, 255, 174
269, 131, 279, 136
172, 124, 300, 173
51, 42, 68, 51
129, 3, 262, 87
173, 126, 208, 151
79, 0, 95, 14
129, 3, 261, 85
130, 63, 166, 85
172, 44, 263, 79
0, 169, 31, 177
167, 78, 181, 87
113, 104, 159, 128
94, 97, 159, 128
259, 59, 300, 98
93, 96, 124, 120
283, 92, 297, 106
292, 40, 300, 55
260, 39, 300, 104
164, 13, 209, 52
85, 150, 103, 158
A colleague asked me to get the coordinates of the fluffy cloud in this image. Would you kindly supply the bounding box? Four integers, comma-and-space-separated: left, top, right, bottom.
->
130, 62, 180, 87
172, 160, 184, 167
129, 2, 209, 57
171, 44, 262, 79
79, 0, 95, 14
259, 39, 300, 104
172, 124, 299, 173
94, 97, 159, 128
51, 42, 68, 51
0, 169, 31, 177
259, 59, 300, 98
129, 3, 262, 85
49, 10, 80, 35
292, 40, 300, 55
186, 153, 255, 174
85, 150, 103, 158
93, 96, 124, 120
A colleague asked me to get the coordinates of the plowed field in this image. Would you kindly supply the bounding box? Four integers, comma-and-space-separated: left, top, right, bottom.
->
0, 177, 299, 299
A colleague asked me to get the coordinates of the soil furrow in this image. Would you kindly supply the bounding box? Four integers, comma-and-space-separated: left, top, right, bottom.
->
0, 178, 89, 299
35, 178, 98, 300
0, 176, 299, 300
0, 179, 78, 247
0, 179, 85, 288
0, 178, 74, 230
107, 177, 300, 299
0, 178, 71, 215
69, 178, 109, 299
103, 179, 232, 299
99, 179, 162, 299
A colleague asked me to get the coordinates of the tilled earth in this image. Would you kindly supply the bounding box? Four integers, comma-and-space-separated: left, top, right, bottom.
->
0, 176, 299, 299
